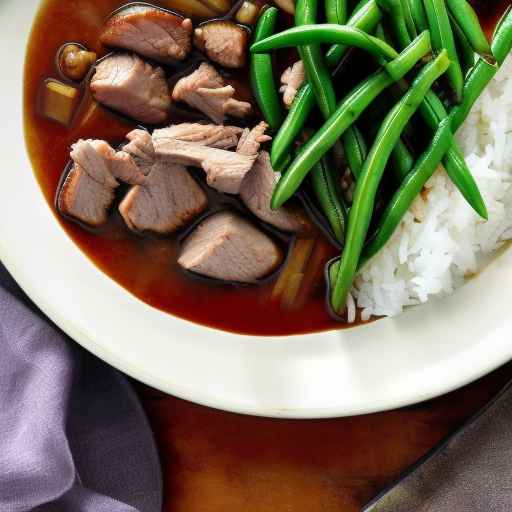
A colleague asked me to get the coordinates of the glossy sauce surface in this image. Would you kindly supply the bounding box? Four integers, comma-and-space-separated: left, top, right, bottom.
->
24, 0, 341, 336
23, 0, 508, 336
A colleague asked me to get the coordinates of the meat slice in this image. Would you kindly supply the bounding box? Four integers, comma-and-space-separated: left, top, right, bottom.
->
119, 161, 207, 235
154, 137, 257, 194
58, 165, 116, 227
100, 5, 193, 64
240, 152, 310, 233
57, 138, 148, 227
119, 128, 207, 234
90, 53, 171, 124
280, 60, 305, 108
193, 21, 248, 69
236, 121, 271, 156
178, 211, 282, 283
70, 139, 146, 185
172, 63, 251, 123
153, 123, 242, 149
123, 129, 155, 174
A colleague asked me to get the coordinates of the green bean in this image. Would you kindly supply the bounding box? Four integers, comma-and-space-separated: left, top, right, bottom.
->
425, 91, 487, 218
401, 0, 418, 39
270, 0, 382, 167
295, 0, 347, 238
446, 0, 495, 64
392, 75, 487, 218
361, 117, 453, 264
355, 89, 416, 182
375, 22, 417, 181
327, 120, 449, 282
342, 126, 368, 180
449, 6, 512, 133
250, 8, 283, 132
271, 31, 431, 208
273, 154, 292, 173
384, 30, 429, 79
270, 85, 315, 168
311, 156, 347, 242
408, 0, 428, 33
330, 51, 450, 313
295, 1, 337, 122
326, 0, 347, 24
325, 0, 383, 67
375, 0, 412, 49
390, 138, 415, 181
449, 10, 476, 75
423, 0, 464, 102
351, 0, 371, 15
250, 24, 400, 60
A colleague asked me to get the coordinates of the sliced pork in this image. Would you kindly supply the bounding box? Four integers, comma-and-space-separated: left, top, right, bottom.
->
193, 21, 248, 69
122, 129, 155, 174
58, 166, 117, 227
100, 5, 193, 64
58, 138, 149, 227
153, 123, 242, 149
178, 211, 282, 283
119, 161, 207, 235
154, 137, 257, 194
172, 63, 252, 124
280, 60, 305, 108
240, 152, 311, 233
236, 121, 272, 156
90, 53, 171, 124
71, 138, 146, 185
119, 128, 208, 234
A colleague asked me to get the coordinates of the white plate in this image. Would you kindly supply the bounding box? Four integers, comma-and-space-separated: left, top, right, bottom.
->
2, 0, 511, 419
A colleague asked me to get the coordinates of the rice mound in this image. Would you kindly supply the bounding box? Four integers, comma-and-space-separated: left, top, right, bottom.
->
352, 55, 512, 321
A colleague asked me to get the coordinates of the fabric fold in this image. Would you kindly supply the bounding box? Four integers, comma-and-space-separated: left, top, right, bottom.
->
0, 264, 162, 512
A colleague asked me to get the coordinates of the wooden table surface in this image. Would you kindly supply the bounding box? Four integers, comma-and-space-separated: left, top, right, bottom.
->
137, 362, 512, 511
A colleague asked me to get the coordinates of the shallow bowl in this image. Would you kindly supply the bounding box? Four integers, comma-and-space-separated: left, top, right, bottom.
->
2, 0, 511, 418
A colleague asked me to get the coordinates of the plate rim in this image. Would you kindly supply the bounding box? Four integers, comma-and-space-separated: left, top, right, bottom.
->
3, 0, 511, 419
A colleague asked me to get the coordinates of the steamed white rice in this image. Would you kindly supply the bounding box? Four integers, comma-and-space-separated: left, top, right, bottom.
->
352, 55, 512, 320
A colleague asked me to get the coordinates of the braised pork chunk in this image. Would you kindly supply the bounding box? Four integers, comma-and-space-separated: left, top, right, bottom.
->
193, 21, 248, 69
240, 151, 310, 233
178, 211, 282, 283
119, 161, 207, 235
172, 63, 252, 124
90, 53, 171, 124
101, 5, 193, 64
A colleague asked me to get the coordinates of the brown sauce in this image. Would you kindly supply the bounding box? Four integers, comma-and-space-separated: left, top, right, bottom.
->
24, 0, 343, 336
23, 0, 509, 336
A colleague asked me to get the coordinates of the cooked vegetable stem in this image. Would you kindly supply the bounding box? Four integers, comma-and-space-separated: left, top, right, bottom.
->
294, 0, 346, 242
294, 3, 338, 121
409, 0, 428, 32
342, 125, 368, 180
270, 0, 383, 166
325, 0, 347, 24
310, 157, 347, 242
449, 10, 477, 74
251, 24, 400, 60
423, 0, 464, 101
251, 7, 284, 131
330, 51, 450, 314
271, 31, 431, 208
361, 117, 454, 265
375, 0, 412, 49
449, 7, 512, 133
445, 0, 495, 64
271, 237, 315, 300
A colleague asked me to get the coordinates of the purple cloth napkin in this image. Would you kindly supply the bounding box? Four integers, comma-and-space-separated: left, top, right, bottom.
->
0, 264, 162, 512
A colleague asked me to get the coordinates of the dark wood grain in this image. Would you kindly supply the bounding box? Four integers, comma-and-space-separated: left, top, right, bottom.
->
137, 362, 512, 511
